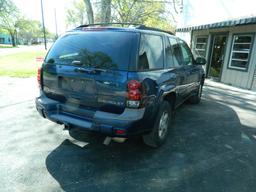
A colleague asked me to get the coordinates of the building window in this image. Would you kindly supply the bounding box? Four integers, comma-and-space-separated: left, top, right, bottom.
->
194, 36, 208, 57
0, 38, 4, 44
228, 34, 254, 70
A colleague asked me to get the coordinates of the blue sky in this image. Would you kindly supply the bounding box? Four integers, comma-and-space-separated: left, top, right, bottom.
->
179, 0, 256, 27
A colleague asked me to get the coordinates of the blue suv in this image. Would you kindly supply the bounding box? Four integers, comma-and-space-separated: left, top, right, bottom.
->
36, 24, 206, 147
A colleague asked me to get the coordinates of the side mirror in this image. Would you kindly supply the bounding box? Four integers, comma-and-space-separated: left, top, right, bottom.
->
195, 57, 206, 65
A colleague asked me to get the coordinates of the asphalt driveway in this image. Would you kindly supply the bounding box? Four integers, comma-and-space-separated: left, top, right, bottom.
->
0, 77, 256, 192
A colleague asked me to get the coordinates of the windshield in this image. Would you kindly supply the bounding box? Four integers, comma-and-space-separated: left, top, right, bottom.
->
45, 31, 136, 70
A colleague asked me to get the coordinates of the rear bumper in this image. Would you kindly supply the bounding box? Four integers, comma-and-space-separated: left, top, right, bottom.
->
35, 94, 147, 137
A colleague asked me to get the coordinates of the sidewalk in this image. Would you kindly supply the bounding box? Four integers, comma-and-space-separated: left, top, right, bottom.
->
204, 79, 256, 128
205, 79, 256, 95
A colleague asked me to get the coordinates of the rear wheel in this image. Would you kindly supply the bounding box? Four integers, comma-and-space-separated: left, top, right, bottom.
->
143, 101, 172, 148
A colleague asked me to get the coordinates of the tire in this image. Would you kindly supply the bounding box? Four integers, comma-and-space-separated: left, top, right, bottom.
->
142, 101, 172, 148
188, 82, 203, 104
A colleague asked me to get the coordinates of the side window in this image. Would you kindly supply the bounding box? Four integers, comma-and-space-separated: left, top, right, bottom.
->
169, 37, 183, 67
179, 40, 194, 65
165, 38, 174, 68
138, 34, 164, 70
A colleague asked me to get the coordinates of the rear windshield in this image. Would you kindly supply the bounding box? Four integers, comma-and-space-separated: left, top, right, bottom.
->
45, 31, 136, 70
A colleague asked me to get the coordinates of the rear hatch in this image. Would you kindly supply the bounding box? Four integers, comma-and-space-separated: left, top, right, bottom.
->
42, 29, 138, 115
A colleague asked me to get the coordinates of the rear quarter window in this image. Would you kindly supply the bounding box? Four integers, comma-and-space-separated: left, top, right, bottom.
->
138, 34, 164, 70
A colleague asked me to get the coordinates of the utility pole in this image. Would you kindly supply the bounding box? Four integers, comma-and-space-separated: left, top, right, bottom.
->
54, 8, 58, 40
40, 0, 47, 50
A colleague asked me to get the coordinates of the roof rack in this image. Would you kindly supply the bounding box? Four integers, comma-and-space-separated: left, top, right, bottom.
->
76, 23, 174, 35
76, 23, 142, 28
136, 25, 174, 35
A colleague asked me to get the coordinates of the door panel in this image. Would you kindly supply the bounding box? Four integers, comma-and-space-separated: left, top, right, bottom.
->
168, 37, 188, 101
178, 39, 201, 94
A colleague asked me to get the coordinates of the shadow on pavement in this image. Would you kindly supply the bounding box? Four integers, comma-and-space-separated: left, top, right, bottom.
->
205, 84, 256, 113
46, 97, 256, 192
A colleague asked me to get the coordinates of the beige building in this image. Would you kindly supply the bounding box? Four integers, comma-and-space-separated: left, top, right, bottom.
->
176, 16, 256, 91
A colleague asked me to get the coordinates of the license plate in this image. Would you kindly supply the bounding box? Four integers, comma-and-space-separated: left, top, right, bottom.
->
61, 77, 96, 94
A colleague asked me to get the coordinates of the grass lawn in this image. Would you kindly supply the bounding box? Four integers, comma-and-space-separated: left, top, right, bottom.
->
0, 50, 47, 77
0, 45, 14, 48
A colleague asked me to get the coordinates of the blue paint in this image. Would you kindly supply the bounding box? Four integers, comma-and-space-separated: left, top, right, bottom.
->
0, 33, 13, 45
36, 26, 205, 140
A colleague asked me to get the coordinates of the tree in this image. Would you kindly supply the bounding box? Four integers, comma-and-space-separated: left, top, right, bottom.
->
66, 0, 88, 28
0, 0, 9, 12
65, 0, 113, 26
65, 0, 175, 31
16, 18, 41, 44
65, 0, 97, 27
101, 0, 111, 23
0, 0, 20, 46
83, 0, 94, 24
111, 0, 173, 31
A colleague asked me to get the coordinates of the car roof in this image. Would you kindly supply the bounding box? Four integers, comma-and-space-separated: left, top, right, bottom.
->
71, 23, 175, 37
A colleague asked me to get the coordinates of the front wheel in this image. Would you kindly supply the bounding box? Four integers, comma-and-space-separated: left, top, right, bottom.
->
143, 101, 172, 148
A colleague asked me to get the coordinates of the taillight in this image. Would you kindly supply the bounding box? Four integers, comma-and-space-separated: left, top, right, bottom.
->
115, 129, 126, 135
128, 89, 141, 100
37, 67, 41, 86
128, 80, 141, 90
127, 80, 142, 108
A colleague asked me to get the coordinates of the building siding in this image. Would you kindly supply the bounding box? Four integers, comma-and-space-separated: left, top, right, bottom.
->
0, 33, 12, 45
221, 25, 256, 89
186, 24, 256, 90
252, 70, 256, 91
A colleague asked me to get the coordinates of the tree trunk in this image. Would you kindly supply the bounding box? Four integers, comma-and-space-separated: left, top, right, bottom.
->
101, 0, 111, 23
9, 31, 16, 47
83, 0, 94, 24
